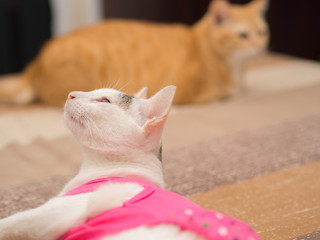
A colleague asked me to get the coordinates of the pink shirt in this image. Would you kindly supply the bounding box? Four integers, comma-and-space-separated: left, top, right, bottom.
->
60, 177, 260, 240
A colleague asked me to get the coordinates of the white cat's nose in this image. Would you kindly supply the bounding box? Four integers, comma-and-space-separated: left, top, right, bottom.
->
68, 91, 83, 100
68, 92, 76, 100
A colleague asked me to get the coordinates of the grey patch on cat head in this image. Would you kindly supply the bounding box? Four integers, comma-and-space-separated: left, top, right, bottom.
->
118, 93, 134, 109
158, 144, 162, 162
156, 144, 162, 162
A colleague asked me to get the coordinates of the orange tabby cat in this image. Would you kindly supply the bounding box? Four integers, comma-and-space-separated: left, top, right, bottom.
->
0, 0, 269, 106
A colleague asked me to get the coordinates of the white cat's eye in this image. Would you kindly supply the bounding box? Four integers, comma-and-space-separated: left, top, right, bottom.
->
99, 97, 111, 103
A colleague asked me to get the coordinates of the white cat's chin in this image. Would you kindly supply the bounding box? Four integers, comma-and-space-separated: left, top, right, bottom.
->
64, 115, 84, 136
64, 100, 88, 131
67, 114, 86, 128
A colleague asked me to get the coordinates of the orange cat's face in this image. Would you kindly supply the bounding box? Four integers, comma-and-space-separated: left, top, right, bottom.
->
208, 0, 269, 62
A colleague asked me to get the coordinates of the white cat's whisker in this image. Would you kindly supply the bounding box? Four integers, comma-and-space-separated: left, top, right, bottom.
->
117, 79, 131, 92
112, 78, 123, 91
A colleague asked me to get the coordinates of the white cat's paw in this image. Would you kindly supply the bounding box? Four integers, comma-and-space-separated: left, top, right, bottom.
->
87, 183, 143, 219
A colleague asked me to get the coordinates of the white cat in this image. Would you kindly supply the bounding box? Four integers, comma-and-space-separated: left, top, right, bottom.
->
0, 86, 259, 240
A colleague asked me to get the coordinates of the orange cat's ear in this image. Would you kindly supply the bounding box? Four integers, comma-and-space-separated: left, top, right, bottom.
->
208, 0, 231, 25
248, 0, 269, 15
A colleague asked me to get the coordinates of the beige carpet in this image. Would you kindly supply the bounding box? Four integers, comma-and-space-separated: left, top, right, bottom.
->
0, 53, 320, 239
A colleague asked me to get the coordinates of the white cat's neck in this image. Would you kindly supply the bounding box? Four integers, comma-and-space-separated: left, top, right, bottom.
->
60, 147, 164, 195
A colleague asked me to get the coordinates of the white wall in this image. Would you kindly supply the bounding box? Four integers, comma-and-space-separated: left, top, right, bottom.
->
49, 0, 104, 36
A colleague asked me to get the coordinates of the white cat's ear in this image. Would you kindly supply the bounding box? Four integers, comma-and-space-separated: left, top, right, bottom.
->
141, 85, 175, 121
249, 0, 269, 15
134, 87, 148, 99
139, 86, 176, 149
209, 0, 231, 25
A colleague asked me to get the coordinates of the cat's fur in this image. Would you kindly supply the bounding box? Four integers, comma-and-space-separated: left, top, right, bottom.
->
0, 0, 268, 106
0, 86, 206, 240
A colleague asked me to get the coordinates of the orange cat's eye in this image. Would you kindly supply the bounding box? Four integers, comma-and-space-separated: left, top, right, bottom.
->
238, 32, 249, 39
99, 97, 111, 103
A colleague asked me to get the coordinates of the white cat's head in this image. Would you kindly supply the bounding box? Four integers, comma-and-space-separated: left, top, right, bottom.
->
64, 86, 176, 156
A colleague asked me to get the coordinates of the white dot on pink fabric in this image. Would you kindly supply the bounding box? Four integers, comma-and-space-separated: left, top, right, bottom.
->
184, 209, 194, 216
218, 227, 228, 236
215, 213, 224, 219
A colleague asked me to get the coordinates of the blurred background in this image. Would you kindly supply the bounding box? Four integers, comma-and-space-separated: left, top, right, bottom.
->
0, 0, 319, 75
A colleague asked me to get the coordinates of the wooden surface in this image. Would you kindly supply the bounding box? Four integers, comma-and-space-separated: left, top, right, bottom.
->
190, 162, 320, 240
